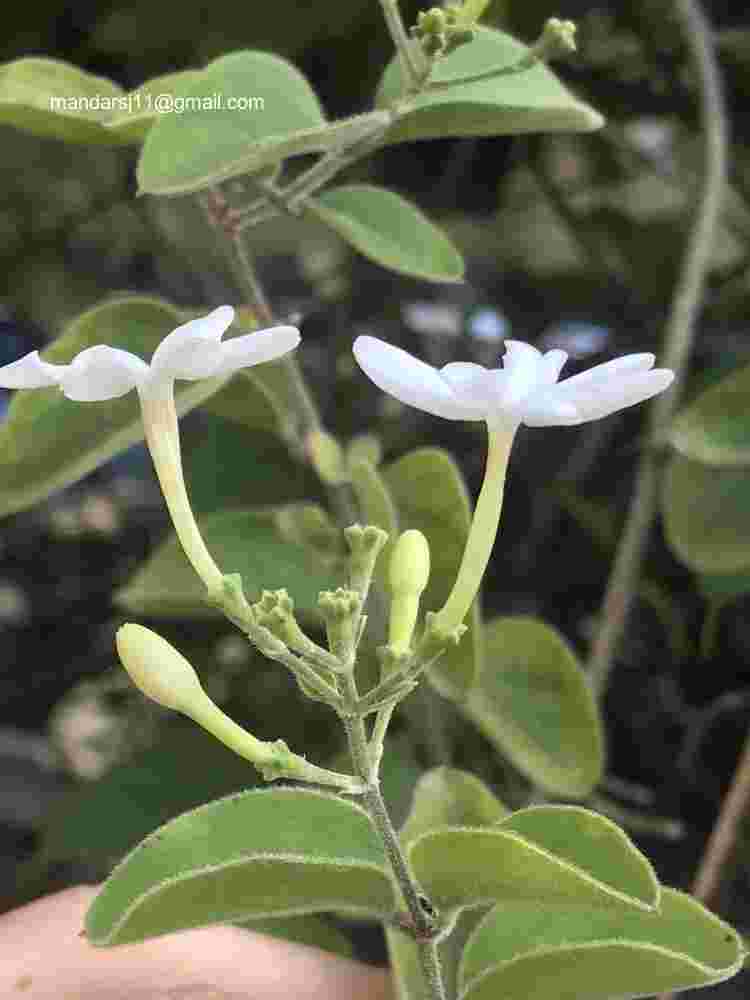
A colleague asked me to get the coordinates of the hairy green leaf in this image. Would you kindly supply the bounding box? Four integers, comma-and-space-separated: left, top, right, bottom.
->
86, 788, 396, 945
458, 890, 744, 1000
377, 27, 603, 144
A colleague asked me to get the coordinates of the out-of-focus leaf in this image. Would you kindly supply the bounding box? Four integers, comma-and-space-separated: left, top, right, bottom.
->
40, 725, 259, 867
376, 27, 603, 144
663, 455, 750, 574
103, 70, 200, 143
115, 509, 336, 617
669, 361, 750, 466
465, 617, 603, 797
0, 57, 131, 144
307, 184, 464, 282
137, 51, 386, 195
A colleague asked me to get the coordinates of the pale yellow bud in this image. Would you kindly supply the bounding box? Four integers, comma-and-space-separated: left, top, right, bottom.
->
388, 530, 431, 654
116, 623, 206, 713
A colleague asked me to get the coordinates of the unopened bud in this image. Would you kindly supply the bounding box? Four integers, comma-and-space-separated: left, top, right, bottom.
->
116, 624, 206, 713
520, 17, 577, 68
388, 530, 431, 654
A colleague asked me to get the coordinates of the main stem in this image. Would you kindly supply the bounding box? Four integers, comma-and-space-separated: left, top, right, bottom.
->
342, 676, 446, 1000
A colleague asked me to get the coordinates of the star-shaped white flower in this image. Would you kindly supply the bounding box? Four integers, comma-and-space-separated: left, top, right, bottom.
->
0, 306, 300, 593
353, 334, 675, 634
352, 336, 674, 429
0, 305, 300, 402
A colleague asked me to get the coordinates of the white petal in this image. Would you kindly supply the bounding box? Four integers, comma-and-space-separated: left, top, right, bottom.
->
439, 363, 496, 417
498, 340, 548, 407
520, 396, 581, 426
542, 368, 674, 424
553, 353, 655, 400
538, 349, 568, 385
353, 336, 477, 420
60, 345, 149, 401
0, 351, 66, 389
149, 306, 235, 381
211, 325, 300, 377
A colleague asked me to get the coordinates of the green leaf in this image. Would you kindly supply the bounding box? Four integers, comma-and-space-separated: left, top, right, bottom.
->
349, 458, 399, 585
388, 767, 507, 1000
400, 766, 508, 847
307, 184, 464, 282
382, 448, 482, 698
699, 571, 750, 600
182, 418, 315, 515
115, 509, 337, 617
40, 725, 260, 867
0, 296, 225, 517
464, 617, 603, 797
204, 359, 300, 441
240, 915, 354, 960
662, 455, 750, 574
85, 788, 396, 945
137, 50, 344, 196
669, 361, 750, 465
103, 70, 201, 143
0, 57, 131, 144
376, 27, 603, 145
408, 821, 656, 916
498, 806, 659, 908
458, 890, 744, 1000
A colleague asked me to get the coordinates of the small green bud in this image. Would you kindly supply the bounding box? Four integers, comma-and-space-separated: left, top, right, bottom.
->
344, 523, 389, 601
389, 529, 431, 598
318, 587, 362, 621
417, 611, 468, 662
318, 587, 362, 663
388, 530, 431, 654
412, 5, 475, 58
116, 624, 206, 713
520, 17, 577, 68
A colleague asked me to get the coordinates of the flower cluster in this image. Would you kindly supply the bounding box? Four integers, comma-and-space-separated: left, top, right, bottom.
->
0, 311, 674, 627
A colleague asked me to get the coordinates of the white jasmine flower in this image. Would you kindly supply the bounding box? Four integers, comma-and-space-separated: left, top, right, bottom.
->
352, 336, 674, 430
353, 335, 674, 634
0, 307, 300, 592
0, 306, 300, 402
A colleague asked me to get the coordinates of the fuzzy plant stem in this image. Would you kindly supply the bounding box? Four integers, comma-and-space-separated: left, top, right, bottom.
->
341, 673, 446, 1000
377, 0, 424, 91
588, 0, 728, 697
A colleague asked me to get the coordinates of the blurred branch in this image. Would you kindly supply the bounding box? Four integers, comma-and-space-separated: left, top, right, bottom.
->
588, 0, 729, 697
